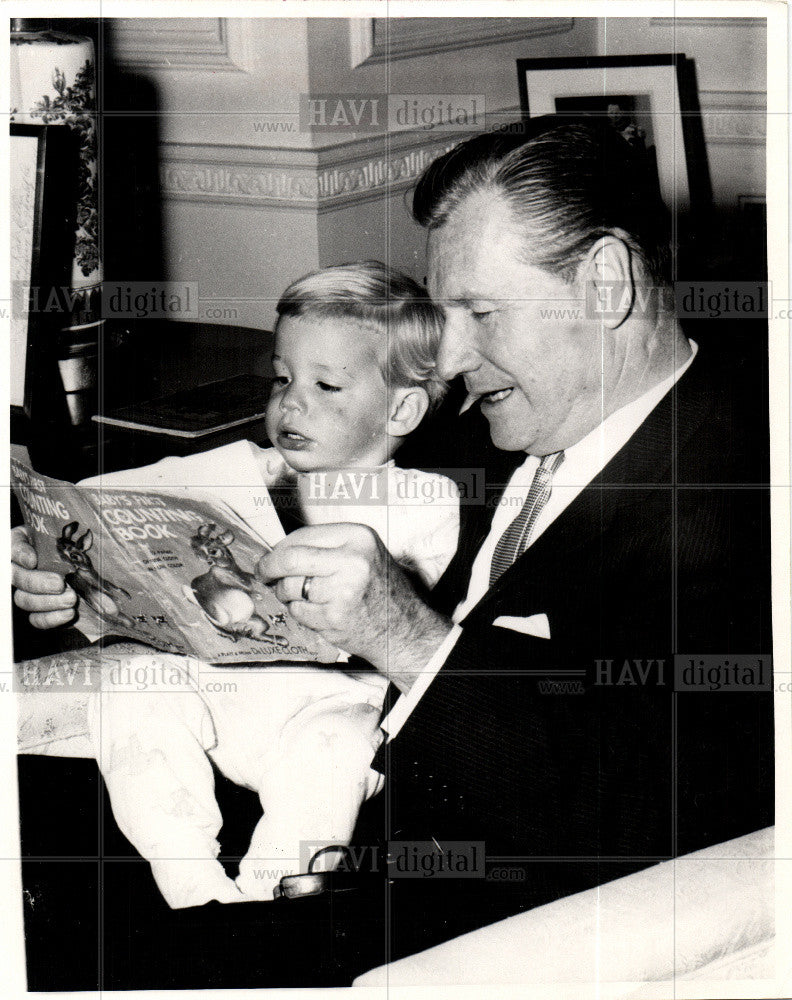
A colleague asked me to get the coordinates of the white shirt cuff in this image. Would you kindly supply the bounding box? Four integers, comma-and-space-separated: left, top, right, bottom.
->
380, 624, 463, 741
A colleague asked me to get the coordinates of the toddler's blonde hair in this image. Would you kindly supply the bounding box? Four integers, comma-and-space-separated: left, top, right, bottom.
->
276, 261, 447, 413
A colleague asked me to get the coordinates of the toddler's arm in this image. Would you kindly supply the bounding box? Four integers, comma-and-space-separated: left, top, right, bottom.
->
382, 468, 461, 589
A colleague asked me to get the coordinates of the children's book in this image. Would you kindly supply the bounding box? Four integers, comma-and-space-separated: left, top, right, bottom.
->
11, 457, 337, 664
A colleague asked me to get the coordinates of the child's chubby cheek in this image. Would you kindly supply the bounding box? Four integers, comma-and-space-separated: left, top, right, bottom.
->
321, 400, 351, 422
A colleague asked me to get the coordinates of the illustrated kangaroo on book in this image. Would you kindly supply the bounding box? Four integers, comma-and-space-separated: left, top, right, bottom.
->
57, 521, 135, 628
189, 523, 288, 646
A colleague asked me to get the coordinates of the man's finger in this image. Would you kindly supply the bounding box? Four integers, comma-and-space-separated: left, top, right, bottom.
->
14, 587, 77, 613
11, 565, 71, 596
287, 599, 335, 634
274, 574, 334, 605
274, 522, 372, 549
30, 608, 78, 630
258, 543, 350, 583
11, 527, 36, 569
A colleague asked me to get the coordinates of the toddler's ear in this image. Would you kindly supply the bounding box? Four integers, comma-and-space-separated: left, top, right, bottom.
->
387, 386, 430, 439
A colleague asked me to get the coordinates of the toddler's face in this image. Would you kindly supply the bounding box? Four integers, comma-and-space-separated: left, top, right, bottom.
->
266, 315, 391, 472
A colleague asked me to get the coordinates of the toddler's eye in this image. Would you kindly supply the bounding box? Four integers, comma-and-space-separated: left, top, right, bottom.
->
271, 375, 290, 387
317, 381, 341, 392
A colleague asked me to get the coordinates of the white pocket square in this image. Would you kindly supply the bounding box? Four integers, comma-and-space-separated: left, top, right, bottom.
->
492, 614, 551, 639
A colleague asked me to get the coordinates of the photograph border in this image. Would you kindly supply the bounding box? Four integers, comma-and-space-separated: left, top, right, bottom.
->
2, 4, 789, 999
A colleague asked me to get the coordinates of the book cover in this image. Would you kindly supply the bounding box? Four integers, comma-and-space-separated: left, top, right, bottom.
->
11, 457, 337, 664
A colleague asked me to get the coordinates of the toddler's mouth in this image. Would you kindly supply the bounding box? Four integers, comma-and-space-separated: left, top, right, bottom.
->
277, 427, 313, 450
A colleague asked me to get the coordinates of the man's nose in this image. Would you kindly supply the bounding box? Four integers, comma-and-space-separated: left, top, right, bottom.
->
436, 314, 479, 381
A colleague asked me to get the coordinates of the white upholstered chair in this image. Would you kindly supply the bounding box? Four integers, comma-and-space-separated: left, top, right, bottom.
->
354, 827, 776, 994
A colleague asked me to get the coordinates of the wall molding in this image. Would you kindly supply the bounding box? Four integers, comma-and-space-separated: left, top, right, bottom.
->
157, 88, 766, 208
315, 141, 460, 211
699, 90, 766, 146
350, 17, 574, 68
161, 158, 318, 206
159, 130, 469, 211
111, 17, 252, 72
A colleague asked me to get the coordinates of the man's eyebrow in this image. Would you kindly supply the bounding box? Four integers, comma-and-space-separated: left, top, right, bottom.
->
438, 295, 495, 306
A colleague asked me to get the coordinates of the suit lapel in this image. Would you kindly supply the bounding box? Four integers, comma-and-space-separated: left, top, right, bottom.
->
458, 349, 716, 617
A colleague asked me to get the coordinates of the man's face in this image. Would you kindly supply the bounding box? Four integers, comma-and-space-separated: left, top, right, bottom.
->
427, 188, 607, 455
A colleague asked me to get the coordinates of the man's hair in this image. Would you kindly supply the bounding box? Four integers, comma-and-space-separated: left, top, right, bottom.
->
412, 115, 672, 287
276, 260, 447, 413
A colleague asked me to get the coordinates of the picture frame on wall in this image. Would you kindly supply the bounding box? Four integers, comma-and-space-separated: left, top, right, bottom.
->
10, 123, 74, 432
517, 54, 700, 214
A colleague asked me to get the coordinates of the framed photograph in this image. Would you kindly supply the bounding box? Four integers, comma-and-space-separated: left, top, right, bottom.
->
10, 123, 74, 426
517, 54, 697, 213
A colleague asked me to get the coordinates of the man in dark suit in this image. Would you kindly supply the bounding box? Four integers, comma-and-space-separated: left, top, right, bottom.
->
261, 116, 773, 953
13, 117, 773, 985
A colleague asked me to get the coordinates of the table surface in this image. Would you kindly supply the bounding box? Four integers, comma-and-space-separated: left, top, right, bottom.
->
92, 373, 271, 438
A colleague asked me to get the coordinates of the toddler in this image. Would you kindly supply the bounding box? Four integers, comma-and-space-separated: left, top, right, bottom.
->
20, 262, 458, 908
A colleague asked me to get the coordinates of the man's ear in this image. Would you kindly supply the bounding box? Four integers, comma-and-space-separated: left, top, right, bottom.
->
388, 386, 430, 439
581, 234, 636, 330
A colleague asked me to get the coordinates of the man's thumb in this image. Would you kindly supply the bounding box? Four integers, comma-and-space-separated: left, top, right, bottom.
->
11, 528, 37, 568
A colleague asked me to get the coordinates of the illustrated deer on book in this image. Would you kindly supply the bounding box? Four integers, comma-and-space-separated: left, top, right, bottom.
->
57, 522, 135, 628
189, 523, 288, 646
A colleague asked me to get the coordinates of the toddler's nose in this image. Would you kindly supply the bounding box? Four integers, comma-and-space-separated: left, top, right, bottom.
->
280, 384, 305, 413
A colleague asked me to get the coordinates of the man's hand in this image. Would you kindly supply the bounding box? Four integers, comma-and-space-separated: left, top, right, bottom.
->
11, 526, 77, 629
257, 523, 452, 693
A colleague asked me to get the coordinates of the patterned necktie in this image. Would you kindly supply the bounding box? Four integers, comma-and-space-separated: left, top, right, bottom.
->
489, 451, 565, 586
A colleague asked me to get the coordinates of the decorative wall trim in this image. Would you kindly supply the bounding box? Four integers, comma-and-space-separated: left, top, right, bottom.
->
161, 159, 318, 206
314, 141, 461, 211
350, 17, 574, 68
157, 86, 766, 209
699, 90, 766, 146
159, 130, 469, 211
112, 17, 249, 72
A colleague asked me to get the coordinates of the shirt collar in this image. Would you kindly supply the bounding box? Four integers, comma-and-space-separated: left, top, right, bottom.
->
544, 340, 698, 478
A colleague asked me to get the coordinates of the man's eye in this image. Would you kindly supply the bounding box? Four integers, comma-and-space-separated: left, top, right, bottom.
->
317, 381, 341, 393
471, 309, 493, 320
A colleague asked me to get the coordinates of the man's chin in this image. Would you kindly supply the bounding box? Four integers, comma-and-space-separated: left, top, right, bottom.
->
485, 416, 536, 453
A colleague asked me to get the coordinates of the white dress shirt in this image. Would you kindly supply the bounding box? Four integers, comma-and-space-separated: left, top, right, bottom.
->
382, 341, 698, 739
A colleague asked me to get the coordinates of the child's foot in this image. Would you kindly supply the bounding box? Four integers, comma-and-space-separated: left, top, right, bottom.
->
236, 850, 301, 901
149, 858, 244, 909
